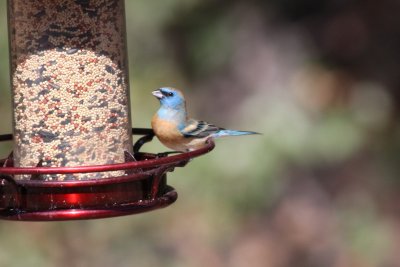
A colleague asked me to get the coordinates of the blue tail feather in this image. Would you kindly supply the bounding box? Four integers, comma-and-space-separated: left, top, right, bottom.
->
214, 130, 260, 138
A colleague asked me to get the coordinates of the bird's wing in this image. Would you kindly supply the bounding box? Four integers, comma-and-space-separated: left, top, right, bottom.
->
180, 119, 223, 138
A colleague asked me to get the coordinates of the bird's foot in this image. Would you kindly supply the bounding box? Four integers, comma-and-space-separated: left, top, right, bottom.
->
156, 151, 181, 158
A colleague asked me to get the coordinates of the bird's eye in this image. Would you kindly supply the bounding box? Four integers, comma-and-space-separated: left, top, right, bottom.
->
167, 92, 174, 97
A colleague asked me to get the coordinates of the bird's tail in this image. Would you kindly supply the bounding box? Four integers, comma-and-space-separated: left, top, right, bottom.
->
214, 129, 260, 138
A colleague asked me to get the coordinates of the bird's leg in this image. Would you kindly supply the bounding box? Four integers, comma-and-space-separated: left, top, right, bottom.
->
156, 151, 181, 158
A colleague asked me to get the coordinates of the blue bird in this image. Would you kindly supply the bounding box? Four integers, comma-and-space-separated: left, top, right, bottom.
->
151, 87, 259, 152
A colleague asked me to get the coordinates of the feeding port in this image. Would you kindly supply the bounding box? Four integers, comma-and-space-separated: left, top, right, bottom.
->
0, 130, 214, 221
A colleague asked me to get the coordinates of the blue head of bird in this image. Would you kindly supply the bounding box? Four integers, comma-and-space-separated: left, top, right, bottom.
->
152, 87, 188, 122
152, 87, 186, 110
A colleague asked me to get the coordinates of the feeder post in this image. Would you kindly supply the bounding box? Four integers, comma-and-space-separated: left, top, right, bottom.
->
7, 0, 132, 180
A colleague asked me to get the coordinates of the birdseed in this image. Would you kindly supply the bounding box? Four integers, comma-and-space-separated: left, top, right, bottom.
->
8, 0, 132, 180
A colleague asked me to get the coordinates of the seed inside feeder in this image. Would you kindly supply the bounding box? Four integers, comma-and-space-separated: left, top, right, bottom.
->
8, 0, 132, 180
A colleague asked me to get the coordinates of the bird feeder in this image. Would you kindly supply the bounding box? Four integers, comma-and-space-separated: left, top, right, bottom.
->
0, 0, 214, 221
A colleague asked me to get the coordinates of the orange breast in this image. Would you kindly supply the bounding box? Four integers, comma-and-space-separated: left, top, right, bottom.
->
151, 115, 186, 150
151, 115, 210, 151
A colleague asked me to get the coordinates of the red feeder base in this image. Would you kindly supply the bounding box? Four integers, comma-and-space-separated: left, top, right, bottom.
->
0, 128, 214, 221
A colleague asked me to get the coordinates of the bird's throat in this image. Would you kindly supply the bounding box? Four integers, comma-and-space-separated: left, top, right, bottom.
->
156, 107, 187, 123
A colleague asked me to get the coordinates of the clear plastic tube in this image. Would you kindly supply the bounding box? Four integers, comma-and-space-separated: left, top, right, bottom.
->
8, 0, 132, 180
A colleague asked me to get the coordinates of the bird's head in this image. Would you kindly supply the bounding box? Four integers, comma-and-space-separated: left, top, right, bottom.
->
152, 87, 185, 109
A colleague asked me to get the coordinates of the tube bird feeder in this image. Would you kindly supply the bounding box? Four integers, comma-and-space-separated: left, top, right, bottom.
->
0, 0, 214, 221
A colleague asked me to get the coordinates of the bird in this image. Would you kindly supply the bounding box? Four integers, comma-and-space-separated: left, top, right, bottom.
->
151, 87, 259, 152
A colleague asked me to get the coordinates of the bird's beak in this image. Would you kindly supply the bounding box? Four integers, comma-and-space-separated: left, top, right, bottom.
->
152, 90, 163, 99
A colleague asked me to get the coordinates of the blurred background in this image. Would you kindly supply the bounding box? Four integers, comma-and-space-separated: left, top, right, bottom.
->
0, 0, 399, 266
